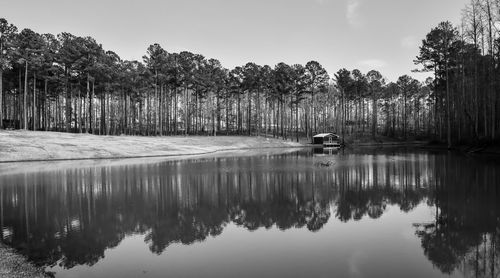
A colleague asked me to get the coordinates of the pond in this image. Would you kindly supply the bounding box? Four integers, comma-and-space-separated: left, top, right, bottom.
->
0, 148, 499, 278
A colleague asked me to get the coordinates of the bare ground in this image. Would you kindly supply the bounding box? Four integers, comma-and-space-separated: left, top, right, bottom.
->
0, 130, 303, 163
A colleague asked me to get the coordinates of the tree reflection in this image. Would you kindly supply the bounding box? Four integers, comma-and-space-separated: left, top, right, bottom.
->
414, 154, 500, 277
0, 151, 499, 277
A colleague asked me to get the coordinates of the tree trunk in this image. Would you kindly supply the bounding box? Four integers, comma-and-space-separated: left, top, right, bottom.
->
372, 93, 377, 139
44, 79, 48, 131
100, 92, 106, 135
166, 87, 170, 135
91, 81, 95, 134
289, 94, 293, 140
155, 70, 158, 135
212, 94, 216, 136
225, 93, 229, 135
237, 93, 241, 134
257, 90, 261, 136
0, 69, 3, 129
24, 61, 28, 130
310, 90, 313, 139
248, 91, 251, 136
264, 91, 268, 138
446, 64, 451, 148
280, 95, 284, 139
159, 83, 163, 136
403, 91, 407, 140
216, 93, 221, 133
185, 86, 188, 136
33, 73, 36, 131
78, 85, 82, 133
341, 88, 345, 145
139, 99, 143, 135
65, 67, 71, 133
295, 95, 299, 142
106, 93, 111, 135
174, 89, 178, 135
86, 73, 90, 133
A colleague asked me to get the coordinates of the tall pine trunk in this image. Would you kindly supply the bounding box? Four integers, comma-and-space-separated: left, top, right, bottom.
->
100, 92, 106, 135
24, 61, 28, 130
159, 84, 163, 136
237, 93, 241, 134
446, 64, 451, 148
86, 73, 90, 133
247, 91, 251, 136
32, 73, 36, 131
184, 86, 188, 136
155, 70, 158, 135
44, 79, 48, 131
65, 67, 71, 133
371, 92, 377, 139
295, 95, 299, 142
0, 69, 3, 129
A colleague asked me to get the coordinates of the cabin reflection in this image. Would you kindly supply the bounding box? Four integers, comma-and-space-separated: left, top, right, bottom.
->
0, 151, 499, 277
313, 147, 340, 155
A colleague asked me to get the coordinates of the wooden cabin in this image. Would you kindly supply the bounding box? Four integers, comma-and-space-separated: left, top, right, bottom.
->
313, 133, 341, 147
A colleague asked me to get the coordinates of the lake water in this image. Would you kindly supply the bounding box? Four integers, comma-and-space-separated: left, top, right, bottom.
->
0, 148, 499, 278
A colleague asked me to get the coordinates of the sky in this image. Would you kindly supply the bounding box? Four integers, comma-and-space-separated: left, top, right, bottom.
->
1, 0, 469, 82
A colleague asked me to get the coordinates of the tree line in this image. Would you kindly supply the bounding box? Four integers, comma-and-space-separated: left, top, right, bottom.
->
415, 0, 500, 147
0, 0, 498, 145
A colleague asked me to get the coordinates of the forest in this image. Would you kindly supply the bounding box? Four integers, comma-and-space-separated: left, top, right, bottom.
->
0, 0, 499, 146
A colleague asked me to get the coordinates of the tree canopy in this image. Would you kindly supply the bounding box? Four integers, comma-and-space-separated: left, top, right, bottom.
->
0, 0, 499, 144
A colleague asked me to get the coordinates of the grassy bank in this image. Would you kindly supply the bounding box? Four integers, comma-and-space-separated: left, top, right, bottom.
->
449, 142, 500, 155
343, 136, 500, 154
341, 134, 429, 147
0, 243, 47, 278
0, 130, 304, 162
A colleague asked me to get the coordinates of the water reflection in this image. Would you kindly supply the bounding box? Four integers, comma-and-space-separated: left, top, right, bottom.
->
413, 154, 500, 277
0, 150, 499, 277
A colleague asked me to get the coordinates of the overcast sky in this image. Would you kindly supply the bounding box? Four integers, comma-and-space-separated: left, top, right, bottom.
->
1, 0, 468, 82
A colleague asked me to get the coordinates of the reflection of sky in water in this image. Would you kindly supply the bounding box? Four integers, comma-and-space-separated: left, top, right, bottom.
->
0, 149, 498, 278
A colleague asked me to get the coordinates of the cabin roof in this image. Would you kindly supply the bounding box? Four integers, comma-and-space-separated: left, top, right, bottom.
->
313, 133, 338, 138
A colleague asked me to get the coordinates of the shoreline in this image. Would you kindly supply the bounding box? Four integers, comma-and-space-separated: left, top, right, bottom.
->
0, 148, 306, 176
343, 138, 500, 155
0, 145, 307, 164
2, 130, 498, 164
1, 131, 497, 164
0, 243, 47, 278
347, 141, 429, 147
0, 130, 304, 163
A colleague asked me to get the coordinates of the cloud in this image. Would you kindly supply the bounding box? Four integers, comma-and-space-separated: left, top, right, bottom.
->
346, 0, 362, 27
357, 59, 387, 70
401, 36, 419, 49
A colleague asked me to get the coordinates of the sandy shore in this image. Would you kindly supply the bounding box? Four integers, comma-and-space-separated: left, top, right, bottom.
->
0, 130, 303, 163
